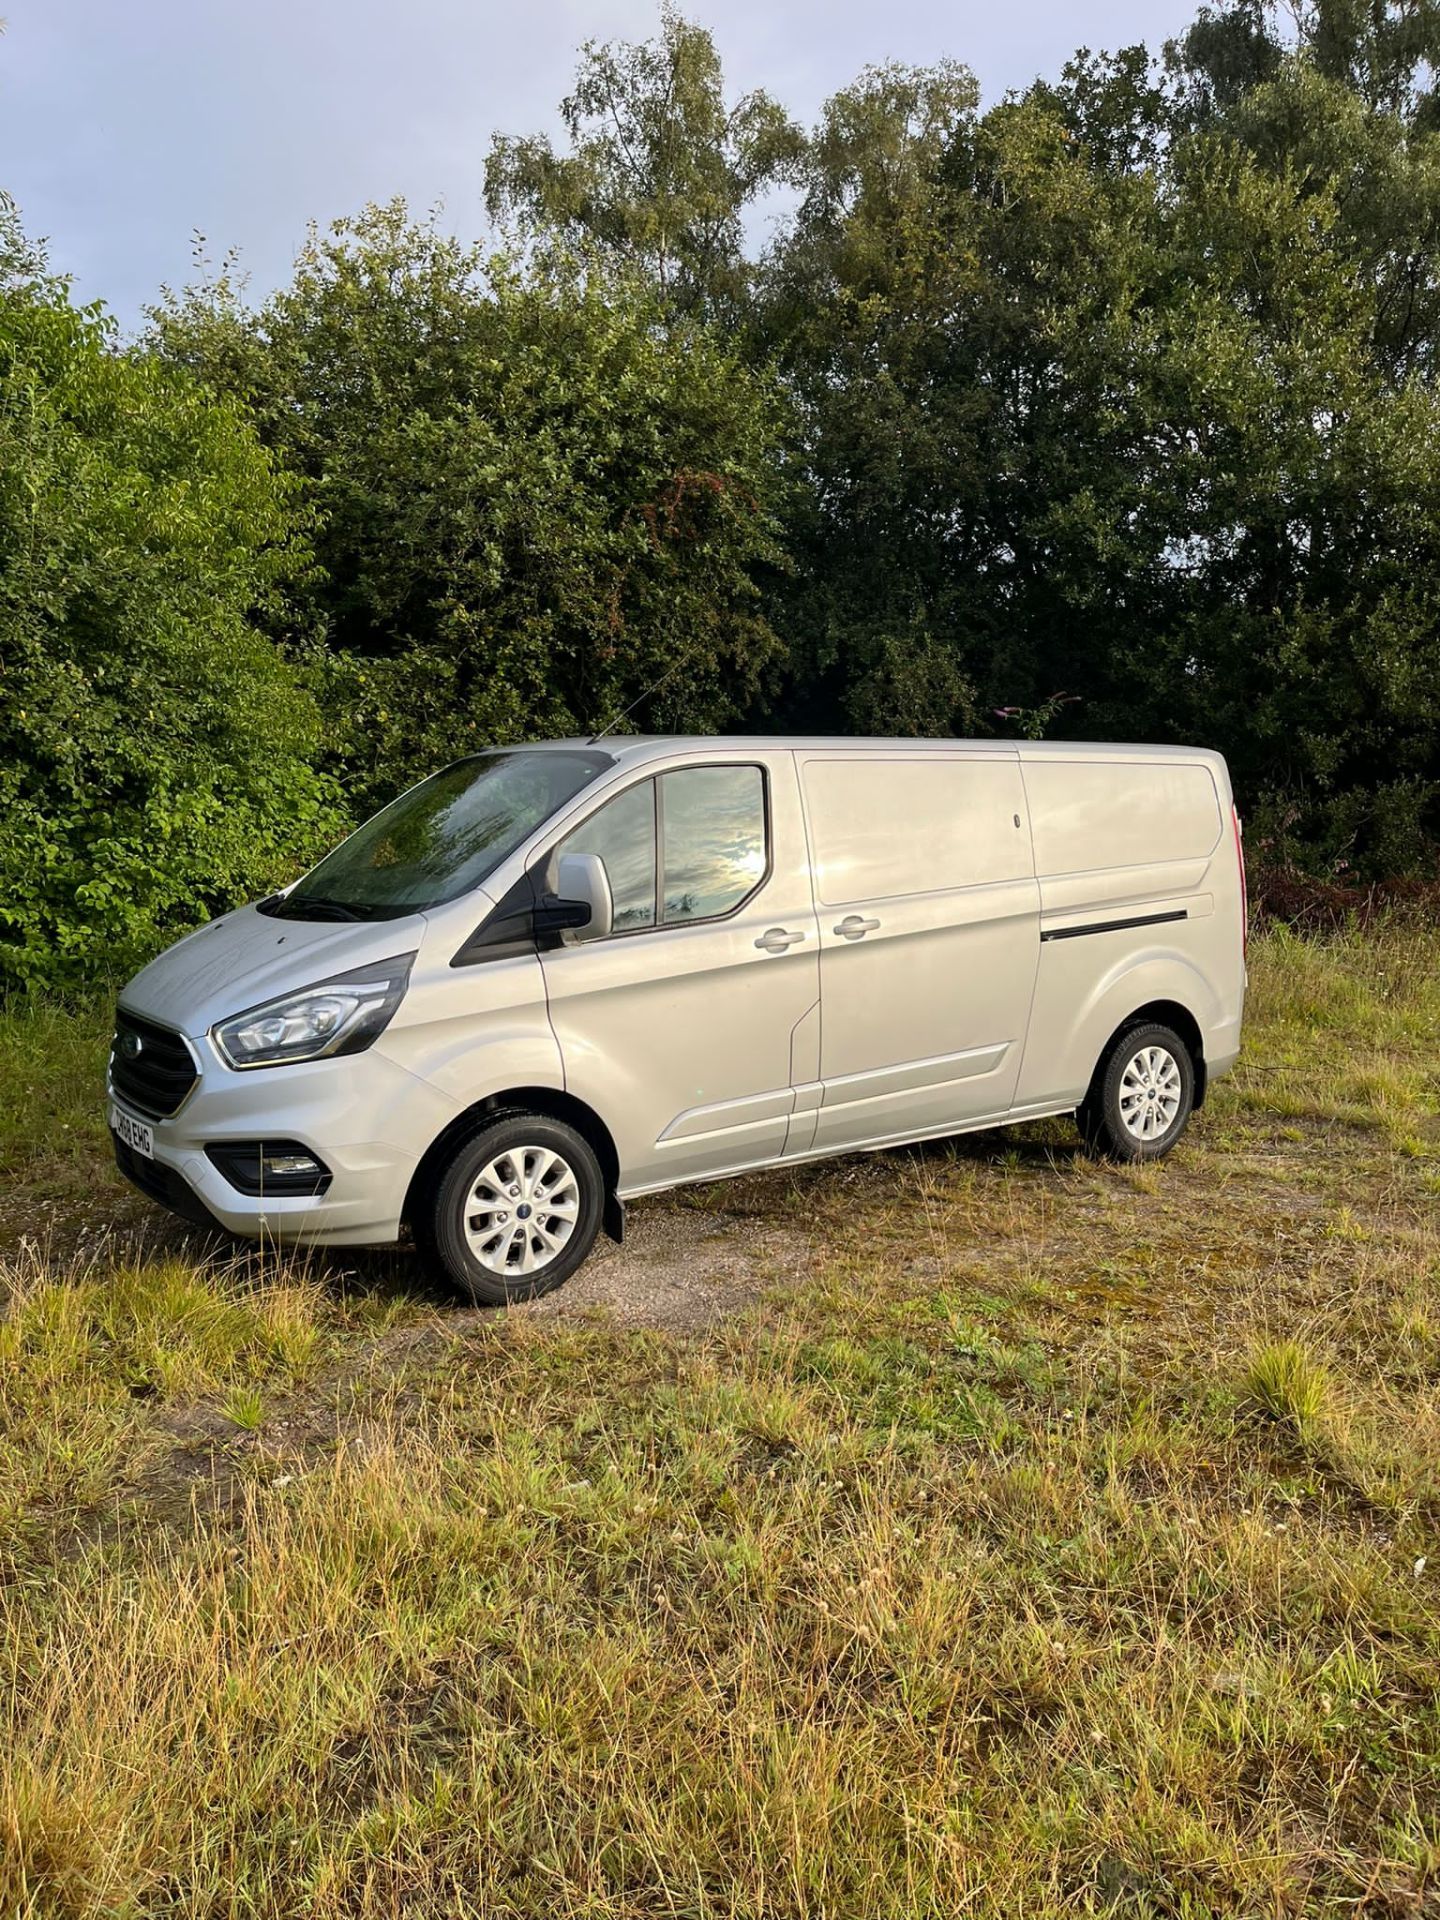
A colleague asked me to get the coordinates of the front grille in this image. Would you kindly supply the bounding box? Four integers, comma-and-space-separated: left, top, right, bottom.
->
110, 1009, 198, 1117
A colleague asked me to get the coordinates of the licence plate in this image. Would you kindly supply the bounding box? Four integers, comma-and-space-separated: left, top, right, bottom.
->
110, 1104, 154, 1159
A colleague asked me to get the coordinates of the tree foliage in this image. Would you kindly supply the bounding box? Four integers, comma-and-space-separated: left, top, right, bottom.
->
0, 243, 336, 989
747, 36, 1440, 865
153, 205, 792, 812
484, 5, 804, 319
473, 3, 1440, 868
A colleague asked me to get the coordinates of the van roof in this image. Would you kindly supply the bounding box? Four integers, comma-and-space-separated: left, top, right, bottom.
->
528, 735, 1229, 770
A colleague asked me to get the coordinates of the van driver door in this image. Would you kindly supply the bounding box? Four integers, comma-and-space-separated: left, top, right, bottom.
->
538, 751, 820, 1194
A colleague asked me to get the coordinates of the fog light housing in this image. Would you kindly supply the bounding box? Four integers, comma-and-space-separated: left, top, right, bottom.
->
204, 1141, 332, 1197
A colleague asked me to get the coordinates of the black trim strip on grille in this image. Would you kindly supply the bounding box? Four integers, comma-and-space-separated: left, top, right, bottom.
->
1040, 909, 1189, 944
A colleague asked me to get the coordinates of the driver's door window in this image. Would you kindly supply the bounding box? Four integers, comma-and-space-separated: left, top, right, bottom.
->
556, 780, 657, 931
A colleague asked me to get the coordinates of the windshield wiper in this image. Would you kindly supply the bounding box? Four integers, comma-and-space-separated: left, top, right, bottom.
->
269, 896, 367, 922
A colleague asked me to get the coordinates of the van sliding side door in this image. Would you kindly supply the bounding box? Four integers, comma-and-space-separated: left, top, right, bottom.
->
795, 752, 1041, 1154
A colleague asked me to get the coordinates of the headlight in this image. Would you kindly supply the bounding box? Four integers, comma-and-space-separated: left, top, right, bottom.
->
213, 954, 415, 1070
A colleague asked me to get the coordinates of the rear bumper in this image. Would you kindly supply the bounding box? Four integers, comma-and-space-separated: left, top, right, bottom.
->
1205, 1012, 1244, 1085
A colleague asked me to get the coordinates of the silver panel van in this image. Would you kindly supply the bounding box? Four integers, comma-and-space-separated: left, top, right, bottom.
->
108, 738, 1247, 1302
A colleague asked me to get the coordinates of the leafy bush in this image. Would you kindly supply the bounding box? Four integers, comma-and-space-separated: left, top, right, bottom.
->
0, 259, 340, 991
154, 210, 793, 813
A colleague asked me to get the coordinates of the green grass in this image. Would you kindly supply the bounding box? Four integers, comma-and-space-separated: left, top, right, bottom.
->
2, 924, 1439, 1917
0, 998, 115, 1186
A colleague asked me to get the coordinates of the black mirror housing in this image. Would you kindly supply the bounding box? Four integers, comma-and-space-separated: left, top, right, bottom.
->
532, 895, 592, 940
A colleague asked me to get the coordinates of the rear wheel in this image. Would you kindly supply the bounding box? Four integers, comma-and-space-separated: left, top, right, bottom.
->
1079, 1021, 1195, 1162
421, 1113, 604, 1305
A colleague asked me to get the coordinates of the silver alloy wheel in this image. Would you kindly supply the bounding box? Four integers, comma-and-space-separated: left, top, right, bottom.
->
463, 1144, 580, 1277
1117, 1042, 1184, 1142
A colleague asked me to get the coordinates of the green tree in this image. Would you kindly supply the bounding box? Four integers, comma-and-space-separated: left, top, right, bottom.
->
1175, 0, 1440, 120
153, 205, 794, 810
759, 65, 1092, 736
1172, 5, 1440, 381
1164, 4, 1440, 859
484, 6, 804, 319
760, 38, 1440, 868
0, 189, 44, 290
0, 242, 336, 989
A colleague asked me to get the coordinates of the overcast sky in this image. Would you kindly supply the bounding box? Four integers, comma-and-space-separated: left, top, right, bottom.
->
2, 0, 1200, 329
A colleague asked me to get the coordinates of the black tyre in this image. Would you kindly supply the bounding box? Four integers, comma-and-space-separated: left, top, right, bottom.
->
421, 1113, 604, 1305
1078, 1021, 1196, 1162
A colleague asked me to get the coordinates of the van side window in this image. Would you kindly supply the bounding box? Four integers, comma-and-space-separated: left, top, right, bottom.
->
659, 766, 767, 923
557, 779, 657, 930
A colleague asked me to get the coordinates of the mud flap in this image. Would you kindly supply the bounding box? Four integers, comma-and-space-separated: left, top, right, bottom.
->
603, 1191, 626, 1245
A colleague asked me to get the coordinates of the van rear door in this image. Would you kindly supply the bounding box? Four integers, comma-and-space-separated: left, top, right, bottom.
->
794, 752, 1040, 1154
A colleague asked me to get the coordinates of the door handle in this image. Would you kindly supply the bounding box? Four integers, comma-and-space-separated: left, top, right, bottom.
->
755, 927, 807, 953
834, 915, 880, 940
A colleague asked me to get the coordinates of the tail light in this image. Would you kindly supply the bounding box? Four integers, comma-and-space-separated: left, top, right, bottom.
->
1232, 803, 1248, 959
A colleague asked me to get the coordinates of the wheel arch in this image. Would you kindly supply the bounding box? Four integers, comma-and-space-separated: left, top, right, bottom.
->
1089, 999, 1208, 1109
403, 1087, 625, 1242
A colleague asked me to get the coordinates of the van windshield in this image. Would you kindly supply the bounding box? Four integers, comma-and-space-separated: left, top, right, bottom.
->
267, 750, 611, 921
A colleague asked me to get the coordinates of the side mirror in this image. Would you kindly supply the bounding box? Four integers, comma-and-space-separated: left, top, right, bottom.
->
543, 851, 613, 944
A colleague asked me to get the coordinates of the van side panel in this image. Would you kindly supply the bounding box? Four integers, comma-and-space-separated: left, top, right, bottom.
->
1025, 758, 1223, 896
805, 756, 1035, 903
1013, 752, 1245, 1109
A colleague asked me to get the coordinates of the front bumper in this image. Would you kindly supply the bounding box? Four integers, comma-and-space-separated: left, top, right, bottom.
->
113, 1131, 228, 1233
107, 1040, 461, 1246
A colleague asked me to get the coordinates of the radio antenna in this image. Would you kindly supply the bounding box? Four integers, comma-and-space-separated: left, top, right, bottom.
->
588, 654, 690, 744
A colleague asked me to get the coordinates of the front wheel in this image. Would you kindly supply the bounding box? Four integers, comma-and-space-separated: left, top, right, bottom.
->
420, 1114, 604, 1305
1079, 1022, 1195, 1162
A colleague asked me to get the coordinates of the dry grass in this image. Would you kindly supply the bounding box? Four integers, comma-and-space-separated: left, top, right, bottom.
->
2, 923, 1438, 1917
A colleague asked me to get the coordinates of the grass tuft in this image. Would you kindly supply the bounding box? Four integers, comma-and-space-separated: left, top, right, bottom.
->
221, 1384, 265, 1430
1242, 1338, 1334, 1441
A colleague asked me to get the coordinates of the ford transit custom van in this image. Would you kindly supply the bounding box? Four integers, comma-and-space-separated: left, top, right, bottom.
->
108, 738, 1247, 1302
